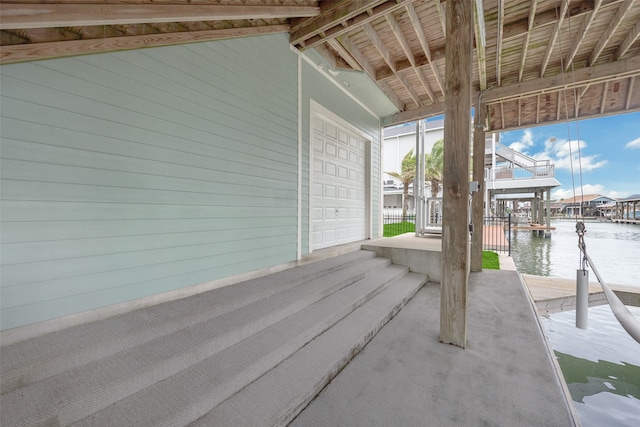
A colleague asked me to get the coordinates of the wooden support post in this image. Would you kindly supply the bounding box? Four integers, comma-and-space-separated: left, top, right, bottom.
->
441, 0, 472, 348
471, 101, 486, 272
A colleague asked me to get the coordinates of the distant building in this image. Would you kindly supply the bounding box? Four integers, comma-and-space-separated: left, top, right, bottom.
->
615, 194, 640, 220
559, 194, 616, 217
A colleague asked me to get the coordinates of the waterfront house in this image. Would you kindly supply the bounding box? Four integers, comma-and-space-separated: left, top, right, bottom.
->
560, 194, 617, 217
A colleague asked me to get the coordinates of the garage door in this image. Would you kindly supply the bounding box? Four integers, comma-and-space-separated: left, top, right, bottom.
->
311, 113, 367, 250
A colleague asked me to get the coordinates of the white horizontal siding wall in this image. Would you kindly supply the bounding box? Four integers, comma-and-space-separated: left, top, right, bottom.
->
0, 34, 299, 330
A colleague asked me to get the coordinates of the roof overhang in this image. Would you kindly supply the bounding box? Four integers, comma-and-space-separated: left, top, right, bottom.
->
2, 0, 640, 132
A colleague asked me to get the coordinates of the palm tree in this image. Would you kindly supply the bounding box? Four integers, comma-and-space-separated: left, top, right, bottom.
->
425, 139, 444, 197
386, 148, 416, 220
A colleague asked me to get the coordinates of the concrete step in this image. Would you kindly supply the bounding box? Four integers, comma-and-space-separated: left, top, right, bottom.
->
74, 266, 419, 427
1, 254, 393, 426
0, 250, 377, 395
192, 272, 427, 427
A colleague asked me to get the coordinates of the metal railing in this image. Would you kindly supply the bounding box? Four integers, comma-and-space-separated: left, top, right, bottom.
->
488, 164, 555, 181
482, 214, 512, 255
382, 211, 416, 236
384, 210, 512, 256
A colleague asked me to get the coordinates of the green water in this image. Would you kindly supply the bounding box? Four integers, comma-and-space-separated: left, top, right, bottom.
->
510, 220, 640, 286
542, 307, 640, 427
510, 220, 640, 426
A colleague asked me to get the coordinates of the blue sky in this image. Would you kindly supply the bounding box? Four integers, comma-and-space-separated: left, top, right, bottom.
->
499, 111, 640, 200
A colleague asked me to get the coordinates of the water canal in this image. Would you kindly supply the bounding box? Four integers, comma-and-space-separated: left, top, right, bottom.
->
510, 220, 640, 427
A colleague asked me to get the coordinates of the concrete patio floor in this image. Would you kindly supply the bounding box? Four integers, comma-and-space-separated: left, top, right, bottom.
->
292, 256, 577, 426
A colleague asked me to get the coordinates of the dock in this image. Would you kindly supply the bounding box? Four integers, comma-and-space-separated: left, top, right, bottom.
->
512, 224, 556, 231
521, 274, 640, 314
611, 218, 639, 225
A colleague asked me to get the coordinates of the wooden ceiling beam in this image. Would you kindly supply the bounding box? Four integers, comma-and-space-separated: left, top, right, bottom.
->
334, 35, 377, 80
495, 0, 504, 86
291, 0, 415, 47
364, 22, 423, 107
406, 2, 444, 95
376, 46, 446, 80
626, 76, 636, 109
484, 54, 640, 102
334, 34, 405, 111
385, 12, 436, 102
316, 41, 356, 71
539, 0, 569, 77
0, 4, 318, 30
474, 0, 487, 90
600, 81, 609, 113
291, 0, 386, 44
518, 0, 537, 83
0, 24, 289, 64
564, 0, 603, 71
503, 0, 613, 41
616, 17, 640, 59
382, 100, 447, 127
588, 0, 635, 65
290, 0, 354, 33
328, 39, 362, 71
434, 0, 447, 35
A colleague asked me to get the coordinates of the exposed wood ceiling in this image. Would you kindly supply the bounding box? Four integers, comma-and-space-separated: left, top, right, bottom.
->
2, 0, 640, 131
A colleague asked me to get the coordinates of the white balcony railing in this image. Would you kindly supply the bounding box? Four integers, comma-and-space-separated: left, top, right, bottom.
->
487, 163, 555, 181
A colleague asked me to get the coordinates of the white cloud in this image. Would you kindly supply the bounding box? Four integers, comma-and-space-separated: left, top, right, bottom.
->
534, 137, 607, 172
552, 185, 628, 200
625, 137, 640, 149
508, 129, 534, 153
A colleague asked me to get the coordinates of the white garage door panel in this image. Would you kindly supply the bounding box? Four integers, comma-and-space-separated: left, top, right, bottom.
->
311, 112, 367, 250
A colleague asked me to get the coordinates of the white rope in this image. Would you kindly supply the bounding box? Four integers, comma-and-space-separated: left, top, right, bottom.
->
576, 223, 640, 344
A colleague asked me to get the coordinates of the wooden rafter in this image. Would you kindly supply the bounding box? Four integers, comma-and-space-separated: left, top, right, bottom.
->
600, 81, 609, 113
588, 0, 635, 65
314, 42, 353, 71
484, 54, 640, 102
334, 33, 405, 111
291, 0, 413, 48
0, 4, 319, 30
290, 0, 386, 45
495, 0, 505, 86
616, 18, 640, 59
325, 39, 361, 70
290, 0, 358, 32
0, 24, 289, 64
564, 0, 602, 71
379, 79, 407, 112
434, 0, 447, 36
385, 12, 436, 102
334, 35, 376, 80
518, 0, 537, 82
626, 76, 636, 109
364, 22, 423, 107
540, 0, 569, 78
473, 0, 487, 90
405, 3, 444, 95
503, 0, 602, 41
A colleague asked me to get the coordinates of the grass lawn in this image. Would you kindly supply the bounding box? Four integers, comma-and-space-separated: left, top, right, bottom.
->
482, 251, 500, 270
383, 222, 415, 237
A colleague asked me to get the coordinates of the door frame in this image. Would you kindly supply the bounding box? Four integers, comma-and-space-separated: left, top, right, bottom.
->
308, 100, 372, 253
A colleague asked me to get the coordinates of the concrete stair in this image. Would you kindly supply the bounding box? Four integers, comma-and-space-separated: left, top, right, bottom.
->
0, 250, 427, 426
